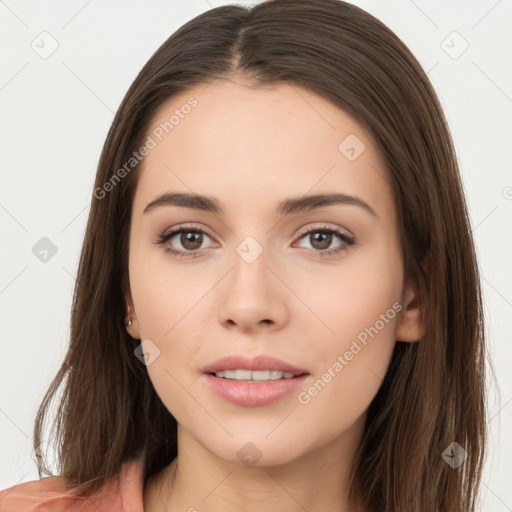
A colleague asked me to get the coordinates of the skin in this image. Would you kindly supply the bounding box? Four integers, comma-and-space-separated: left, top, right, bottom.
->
125, 77, 424, 512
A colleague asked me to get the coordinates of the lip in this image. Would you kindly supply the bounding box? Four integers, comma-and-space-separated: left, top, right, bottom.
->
201, 354, 310, 407
204, 373, 310, 407
201, 354, 309, 375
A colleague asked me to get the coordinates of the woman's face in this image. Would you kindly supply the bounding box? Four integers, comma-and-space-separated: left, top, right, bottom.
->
126, 77, 419, 466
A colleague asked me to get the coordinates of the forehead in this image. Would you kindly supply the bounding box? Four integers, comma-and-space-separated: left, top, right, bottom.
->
132, 78, 392, 219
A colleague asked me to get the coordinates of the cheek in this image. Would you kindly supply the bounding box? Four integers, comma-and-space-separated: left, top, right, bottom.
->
318, 276, 401, 348
295, 339, 394, 451
294, 249, 403, 350
129, 253, 211, 419
291, 249, 402, 415
129, 243, 209, 339
294, 287, 399, 444
301, 277, 400, 393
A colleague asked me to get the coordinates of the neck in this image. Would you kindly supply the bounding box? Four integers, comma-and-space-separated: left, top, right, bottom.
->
144, 415, 366, 512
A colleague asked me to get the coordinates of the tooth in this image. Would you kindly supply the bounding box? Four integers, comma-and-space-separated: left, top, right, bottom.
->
235, 369, 252, 380
251, 370, 271, 381
213, 369, 298, 380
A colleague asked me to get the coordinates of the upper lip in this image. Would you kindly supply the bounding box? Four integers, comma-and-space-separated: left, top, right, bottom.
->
202, 354, 309, 375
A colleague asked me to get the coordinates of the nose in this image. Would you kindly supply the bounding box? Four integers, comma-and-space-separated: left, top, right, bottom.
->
217, 244, 289, 334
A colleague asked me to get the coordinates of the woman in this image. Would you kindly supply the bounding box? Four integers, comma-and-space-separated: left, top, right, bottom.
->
0, 0, 487, 511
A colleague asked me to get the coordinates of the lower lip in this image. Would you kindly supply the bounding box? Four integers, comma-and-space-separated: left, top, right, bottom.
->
204, 373, 309, 407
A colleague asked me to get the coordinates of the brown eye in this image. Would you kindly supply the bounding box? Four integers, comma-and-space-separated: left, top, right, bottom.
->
308, 231, 333, 251
294, 226, 355, 259
179, 230, 204, 251
156, 226, 215, 257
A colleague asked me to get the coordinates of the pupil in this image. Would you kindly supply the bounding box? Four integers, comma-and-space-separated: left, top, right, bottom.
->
182, 231, 202, 250
312, 232, 331, 250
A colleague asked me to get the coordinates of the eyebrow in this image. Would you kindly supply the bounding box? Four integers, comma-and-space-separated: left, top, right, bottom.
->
143, 191, 377, 217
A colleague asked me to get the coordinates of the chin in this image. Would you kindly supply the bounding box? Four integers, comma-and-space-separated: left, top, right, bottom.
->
203, 434, 306, 468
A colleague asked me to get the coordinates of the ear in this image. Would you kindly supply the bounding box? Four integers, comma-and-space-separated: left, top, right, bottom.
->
124, 291, 141, 340
396, 280, 425, 343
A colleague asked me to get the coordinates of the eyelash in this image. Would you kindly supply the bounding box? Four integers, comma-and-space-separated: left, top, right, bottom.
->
155, 224, 355, 259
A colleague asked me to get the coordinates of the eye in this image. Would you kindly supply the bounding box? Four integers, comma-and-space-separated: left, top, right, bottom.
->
156, 225, 216, 258
293, 225, 355, 258
155, 224, 355, 259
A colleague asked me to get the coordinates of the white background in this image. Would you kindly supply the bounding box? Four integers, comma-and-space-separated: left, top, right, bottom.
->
0, 0, 511, 509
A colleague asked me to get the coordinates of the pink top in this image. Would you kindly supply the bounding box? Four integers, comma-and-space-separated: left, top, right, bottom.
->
0, 458, 145, 512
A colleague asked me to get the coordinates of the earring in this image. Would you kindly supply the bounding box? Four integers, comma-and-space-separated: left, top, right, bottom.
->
126, 303, 132, 327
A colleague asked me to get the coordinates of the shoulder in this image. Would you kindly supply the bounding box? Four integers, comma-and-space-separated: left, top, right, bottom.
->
0, 458, 144, 512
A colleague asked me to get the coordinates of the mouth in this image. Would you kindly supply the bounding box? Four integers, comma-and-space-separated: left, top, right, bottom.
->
207, 369, 308, 382
202, 354, 309, 377
202, 354, 310, 407
201, 354, 310, 406
204, 371, 310, 407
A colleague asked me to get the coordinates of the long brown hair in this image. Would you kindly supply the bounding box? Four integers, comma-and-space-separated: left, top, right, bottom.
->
33, 1, 488, 510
